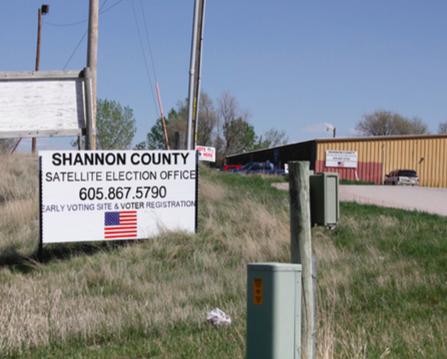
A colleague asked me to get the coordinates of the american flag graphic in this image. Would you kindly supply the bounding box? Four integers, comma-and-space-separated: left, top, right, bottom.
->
104, 211, 137, 239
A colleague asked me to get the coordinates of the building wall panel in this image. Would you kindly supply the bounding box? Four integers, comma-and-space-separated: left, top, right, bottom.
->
315, 160, 383, 184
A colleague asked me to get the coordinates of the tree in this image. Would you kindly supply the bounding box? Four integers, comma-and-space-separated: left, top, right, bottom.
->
143, 92, 219, 150
255, 128, 288, 149
142, 106, 187, 150
167, 105, 188, 149
170, 94, 218, 148
96, 99, 136, 149
438, 122, 447, 134
219, 92, 256, 155
197, 93, 218, 146
223, 117, 256, 155
356, 111, 428, 136
140, 118, 166, 150
213, 135, 225, 165
142, 91, 265, 164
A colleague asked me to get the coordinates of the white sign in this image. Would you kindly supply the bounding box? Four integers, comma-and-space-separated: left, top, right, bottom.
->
0, 79, 84, 137
325, 150, 358, 168
40, 151, 197, 244
195, 145, 216, 162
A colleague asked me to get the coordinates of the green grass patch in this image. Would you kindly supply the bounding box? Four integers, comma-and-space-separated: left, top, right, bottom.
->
339, 179, 375, 185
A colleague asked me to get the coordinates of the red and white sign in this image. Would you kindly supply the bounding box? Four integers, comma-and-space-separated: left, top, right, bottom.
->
196, 146, 216, 162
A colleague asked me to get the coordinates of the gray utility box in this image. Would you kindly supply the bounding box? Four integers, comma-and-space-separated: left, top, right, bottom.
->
246, 263, 302, 359
310, 172, 340, 227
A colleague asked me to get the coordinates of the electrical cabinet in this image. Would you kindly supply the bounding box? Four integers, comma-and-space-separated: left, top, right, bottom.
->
246, 263, 302, 359
310, 172, 339, 227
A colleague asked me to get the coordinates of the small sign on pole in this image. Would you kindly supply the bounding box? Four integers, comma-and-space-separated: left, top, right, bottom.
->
195, 145, 216, 162
39, 150, 197, 244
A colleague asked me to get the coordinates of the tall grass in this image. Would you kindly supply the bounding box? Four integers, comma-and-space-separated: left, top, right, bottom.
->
0, 155, 446, 358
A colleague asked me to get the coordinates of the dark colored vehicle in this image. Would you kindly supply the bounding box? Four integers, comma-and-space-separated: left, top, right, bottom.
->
384, 169, 419, 186
234, 161, 285, 175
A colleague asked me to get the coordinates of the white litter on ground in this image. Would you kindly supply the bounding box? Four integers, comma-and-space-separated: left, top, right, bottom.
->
207, 308, 232, 326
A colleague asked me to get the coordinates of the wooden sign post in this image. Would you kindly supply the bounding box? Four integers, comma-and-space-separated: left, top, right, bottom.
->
288, 161, 316, 359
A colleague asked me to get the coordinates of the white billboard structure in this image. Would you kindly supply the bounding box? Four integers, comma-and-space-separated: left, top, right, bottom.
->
0, 70, 89, 140
39, 150, 198, 245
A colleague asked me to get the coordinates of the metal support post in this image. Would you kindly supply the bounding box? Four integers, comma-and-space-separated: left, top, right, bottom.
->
32, 5, 49, 153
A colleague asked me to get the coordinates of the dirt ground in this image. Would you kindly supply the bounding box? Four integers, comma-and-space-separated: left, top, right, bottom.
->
273, 183, 447, 217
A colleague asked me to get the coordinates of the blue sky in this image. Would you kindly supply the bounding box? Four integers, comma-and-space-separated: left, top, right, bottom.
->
1, 0, 447, 150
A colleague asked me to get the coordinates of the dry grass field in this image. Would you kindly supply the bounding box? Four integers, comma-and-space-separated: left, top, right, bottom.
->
0, 154, 446, 358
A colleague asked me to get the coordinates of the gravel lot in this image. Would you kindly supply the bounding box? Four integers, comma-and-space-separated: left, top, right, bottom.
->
339, 185, 447, 216
273, 183, 447, 217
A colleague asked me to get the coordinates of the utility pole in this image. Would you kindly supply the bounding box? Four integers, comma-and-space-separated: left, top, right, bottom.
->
191, 0, 206, 148
186, 0, 205, 150
185, 0, 200, 150
155, 83, 170, 150
32, 4, 49, 154
87, 0, 99, 150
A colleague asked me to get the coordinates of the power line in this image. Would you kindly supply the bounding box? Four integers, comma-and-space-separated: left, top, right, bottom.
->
101, 0, 127, 14
44, 19, 87, 27
61, 0, 113, 70
130, 0, 158, 117
44, 0, 126, 27
63, 31, 87, 70
138, 0, 159, 85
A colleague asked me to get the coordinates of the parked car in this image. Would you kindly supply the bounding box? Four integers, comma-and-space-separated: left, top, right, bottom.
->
223, 164, 242, 171
384, 169, 419, 186
234, 161, 285, 175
